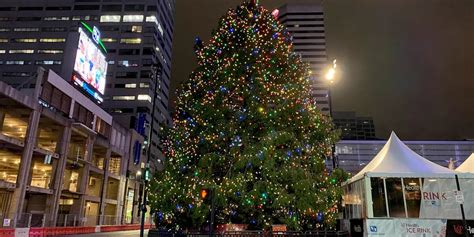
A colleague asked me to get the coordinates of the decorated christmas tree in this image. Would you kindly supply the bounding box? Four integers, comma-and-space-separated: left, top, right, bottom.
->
149, 0, 346, 231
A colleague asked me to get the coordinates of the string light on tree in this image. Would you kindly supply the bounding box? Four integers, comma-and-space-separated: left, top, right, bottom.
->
149, 0, 347, 231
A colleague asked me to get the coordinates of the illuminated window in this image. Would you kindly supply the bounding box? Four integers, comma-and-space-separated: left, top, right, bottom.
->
30, 156, 53, 189
145, 15, 157, 23
35, 60, 62, 65
0, 39, 7, 43
14, 28, 39, 32
131, 25, 142, 33
146, 15, 164, 36
137, 94, 151, 102
125, 83, 136, 88
43, 16, 69, 21
113, 96, 135, 101
139, 83, 149, 88
102, 38, 117, 43
9, 49, 34, 54
0, 28, 10, 32
72, 16, 81, 21
0, 50, 5, 54
108, 156, 121, 176
12, 38, 37, 43
86, 173, 103, 197
117, 60, 139, 68
123, 15, 143, 22
0, 149, 21, 184
120, 38, 141, 44
100, 15, 121, 22
40, 38, 66, 43
38, 49, 63, 54
42, 27, 67, 32
6, 61, 31, 65
3, 72, 32, 77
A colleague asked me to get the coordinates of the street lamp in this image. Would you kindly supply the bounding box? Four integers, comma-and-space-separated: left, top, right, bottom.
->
324, 59, 338, 169
325, 59, 337, 83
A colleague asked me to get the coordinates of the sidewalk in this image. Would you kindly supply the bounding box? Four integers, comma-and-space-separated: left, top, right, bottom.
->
58, 229, 148, 237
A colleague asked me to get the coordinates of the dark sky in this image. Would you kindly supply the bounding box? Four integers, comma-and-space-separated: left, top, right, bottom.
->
170, 0, 474, 140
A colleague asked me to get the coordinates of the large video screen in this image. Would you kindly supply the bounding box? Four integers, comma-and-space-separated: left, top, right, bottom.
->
73, 27, 107, 95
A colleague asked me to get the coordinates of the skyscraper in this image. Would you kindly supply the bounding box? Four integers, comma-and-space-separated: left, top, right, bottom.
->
278, 3, 331, 114
0, 0, 175, 167
333, 111, 377, 140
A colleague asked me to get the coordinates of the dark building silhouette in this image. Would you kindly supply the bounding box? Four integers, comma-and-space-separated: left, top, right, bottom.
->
333, 111, 377, 140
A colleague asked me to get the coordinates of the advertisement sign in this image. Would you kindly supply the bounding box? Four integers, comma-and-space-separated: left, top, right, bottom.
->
420, 179, 462, 219
366, 219, 447, 237
396, 219, 447, 237
73, 26, 107, 98
366, 219, 395, 236
446, 220, 474, 237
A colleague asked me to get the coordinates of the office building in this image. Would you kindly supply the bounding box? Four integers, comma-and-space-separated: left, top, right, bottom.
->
0, 0, 176, 168
0, 68, 148, 227
336, 139, 474, 175
278, 3, 331, 114
333, 111, 377, 140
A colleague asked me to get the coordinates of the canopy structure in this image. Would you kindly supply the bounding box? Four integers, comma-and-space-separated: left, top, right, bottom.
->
456, 153, 474, 172
349, 131, 456, 183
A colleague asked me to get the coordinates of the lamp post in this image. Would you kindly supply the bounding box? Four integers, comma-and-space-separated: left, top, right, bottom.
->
140, 64, 160, 237
324, 59, 338, 169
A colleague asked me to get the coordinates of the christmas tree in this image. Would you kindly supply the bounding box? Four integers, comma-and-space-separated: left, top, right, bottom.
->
150, 0, 346, 231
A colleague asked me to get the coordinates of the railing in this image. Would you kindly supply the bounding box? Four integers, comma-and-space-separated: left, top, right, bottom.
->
3, 213, 155, 228
165, 231, 349, 237
99, 215, 121, 226
56, 214, 79, 227
15, 213, 46, 227
123, 215, 133, 224
83, 215, 99, 226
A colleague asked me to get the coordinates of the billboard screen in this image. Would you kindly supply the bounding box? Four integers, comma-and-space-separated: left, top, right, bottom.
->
73, 27, 107, 96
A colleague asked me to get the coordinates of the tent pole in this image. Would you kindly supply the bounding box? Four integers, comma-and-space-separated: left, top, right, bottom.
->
455, 174, 469, 237
400, 178, 408, 218
364, 176, 373, 218
383, 178, 390, 218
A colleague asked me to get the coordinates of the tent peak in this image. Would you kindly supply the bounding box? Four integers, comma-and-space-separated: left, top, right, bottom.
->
348, 131, 456, 183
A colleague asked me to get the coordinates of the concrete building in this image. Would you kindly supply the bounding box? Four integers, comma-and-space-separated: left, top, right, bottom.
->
0, 68, 147, 227
0, 0, 175, 167
336, 139, 474, 175
278, 3, 331, 114
333, 111, 377, 140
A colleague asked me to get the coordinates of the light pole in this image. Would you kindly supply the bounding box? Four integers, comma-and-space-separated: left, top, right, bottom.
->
140, 64, 160, 237
324, 59, 338, 169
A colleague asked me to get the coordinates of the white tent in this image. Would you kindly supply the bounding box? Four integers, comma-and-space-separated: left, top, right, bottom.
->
349, 131, 456, 183
456, 153, 474, 173
341, 132, 474, 235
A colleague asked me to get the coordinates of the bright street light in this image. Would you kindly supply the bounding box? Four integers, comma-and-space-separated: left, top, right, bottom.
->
325, 68, 335, 81
325, 59, 337, 82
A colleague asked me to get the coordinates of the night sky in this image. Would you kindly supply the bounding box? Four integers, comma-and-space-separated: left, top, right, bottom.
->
170, 0, 474, 140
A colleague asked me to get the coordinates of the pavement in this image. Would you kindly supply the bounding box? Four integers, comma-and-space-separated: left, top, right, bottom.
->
59, 229, 148, 236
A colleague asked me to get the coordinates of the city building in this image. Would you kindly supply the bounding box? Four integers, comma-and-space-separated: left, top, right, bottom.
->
0, 68, 148, 227
278, 3, 331, 114
332, 111, 377, 140
336, 139, 474, 175
0, 0, 176, 168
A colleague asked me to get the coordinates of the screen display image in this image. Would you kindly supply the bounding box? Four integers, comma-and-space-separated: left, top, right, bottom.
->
73, 27, 107, 95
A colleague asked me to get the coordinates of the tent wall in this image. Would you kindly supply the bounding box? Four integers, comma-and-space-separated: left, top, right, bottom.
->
354, 176, 466, 219
342, 179, 366, 219
459, 178, 474, 219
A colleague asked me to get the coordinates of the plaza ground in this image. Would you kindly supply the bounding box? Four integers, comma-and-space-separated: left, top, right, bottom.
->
59, 229, 148, 237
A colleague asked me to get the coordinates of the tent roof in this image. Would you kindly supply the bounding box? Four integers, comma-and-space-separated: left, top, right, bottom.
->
348, 132, 456, 183
456, 153, 474, 173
